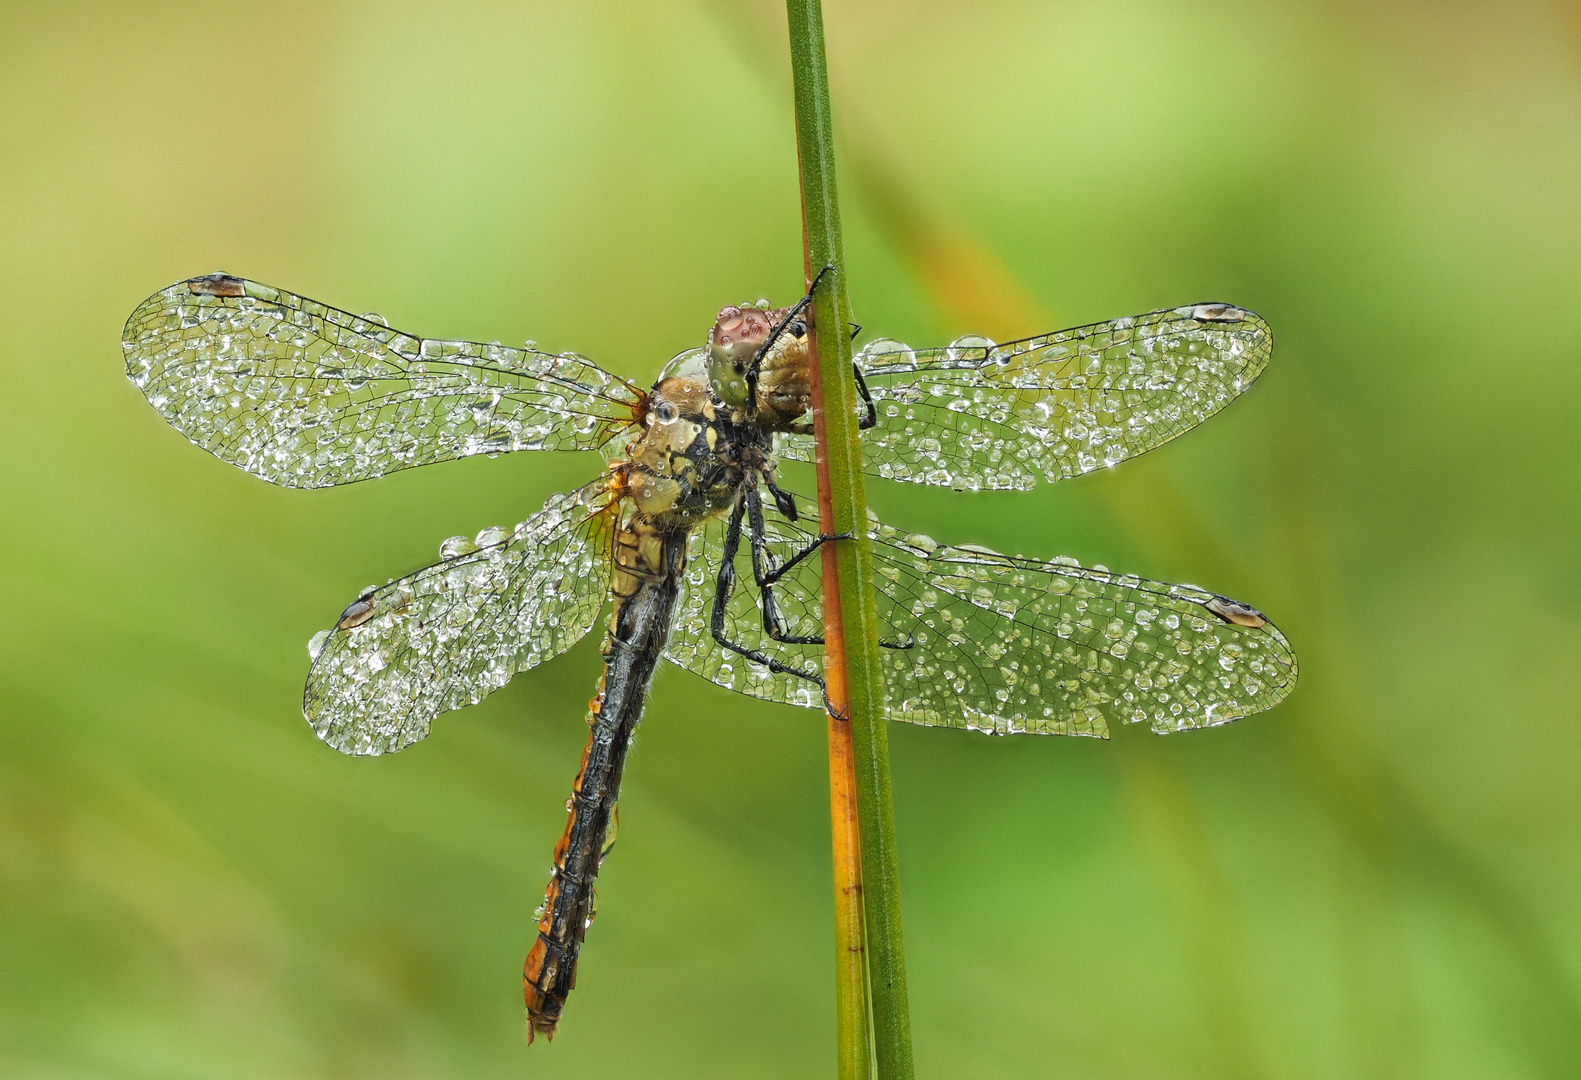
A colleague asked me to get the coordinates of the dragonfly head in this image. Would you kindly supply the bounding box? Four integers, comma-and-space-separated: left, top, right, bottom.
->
708, 304, 782, 408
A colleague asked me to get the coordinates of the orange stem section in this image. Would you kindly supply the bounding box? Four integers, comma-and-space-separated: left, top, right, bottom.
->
807, 301, 872, 1077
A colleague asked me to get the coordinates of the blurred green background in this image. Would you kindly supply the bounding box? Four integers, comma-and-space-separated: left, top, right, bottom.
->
3, 1, 1579, 1076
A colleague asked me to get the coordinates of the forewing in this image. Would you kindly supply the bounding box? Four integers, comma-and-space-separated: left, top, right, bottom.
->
777, 304, 1270, 491
124, 275, 643, 487
664, 507, 1296, 736
303, 480, 618, 755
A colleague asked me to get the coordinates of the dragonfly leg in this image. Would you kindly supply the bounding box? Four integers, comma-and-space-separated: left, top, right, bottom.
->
745, 490, 916, 652
853, 360, 877, 429
746, 492, 913, 651
758, 530, 852, 587
710, 492, 826, 688
744, 484, 840, 645
761, 471, 799, 521
751, 480, 849, 587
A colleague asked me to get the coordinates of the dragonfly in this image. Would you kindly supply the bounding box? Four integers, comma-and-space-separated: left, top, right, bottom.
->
123, 270, 1297, 1040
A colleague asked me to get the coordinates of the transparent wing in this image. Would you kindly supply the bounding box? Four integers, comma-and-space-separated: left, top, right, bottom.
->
665, 506, 1297, 736
303, 480, 619, 756
777, 304, 1271, 491
123, 274, 643, 488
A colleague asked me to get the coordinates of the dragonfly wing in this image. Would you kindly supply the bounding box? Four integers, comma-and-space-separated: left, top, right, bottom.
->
777, 304, 1270, 491
303, 480, 618, 755
862, 517, 1296, 735
664, 506, 1296, 736
124, 274, 643, 487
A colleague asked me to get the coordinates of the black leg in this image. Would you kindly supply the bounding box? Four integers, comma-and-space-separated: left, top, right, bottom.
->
743, 499, 916, 653
709, 484, 913, 724
709, 492, 827, 688
758, 528, 852, 588
853, 360, 877, 429
745, 484, 828, 646
763, 472, 799, 521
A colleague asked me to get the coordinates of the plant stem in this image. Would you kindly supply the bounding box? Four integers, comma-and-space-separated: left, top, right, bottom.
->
826, 701, 870, 1079
785, 4, 915, 1078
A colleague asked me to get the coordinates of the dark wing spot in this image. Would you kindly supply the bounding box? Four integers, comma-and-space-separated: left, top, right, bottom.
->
1190, 303, 1248, 323
186, 272, 246, 297
1203, 595, 1267, 628
336, 587, 378, 629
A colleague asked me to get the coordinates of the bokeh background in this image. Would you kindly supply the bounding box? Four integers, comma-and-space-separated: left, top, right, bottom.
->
4, 1, 1579, 1076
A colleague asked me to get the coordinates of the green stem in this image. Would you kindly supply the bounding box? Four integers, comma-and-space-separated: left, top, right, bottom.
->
785, 4, 915, 1079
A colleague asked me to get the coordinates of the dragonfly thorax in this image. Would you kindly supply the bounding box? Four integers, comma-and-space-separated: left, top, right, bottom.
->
624, 365, 774, 527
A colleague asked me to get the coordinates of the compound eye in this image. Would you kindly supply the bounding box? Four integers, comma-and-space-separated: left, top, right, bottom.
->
790, 320, 806, 338
653, 400, 680, 425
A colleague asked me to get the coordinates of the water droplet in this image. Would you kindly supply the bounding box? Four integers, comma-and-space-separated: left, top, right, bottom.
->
947, 334, 995, 363
859, 338, 916, 366
440, 535, 479, 559
307, 630, 330, 659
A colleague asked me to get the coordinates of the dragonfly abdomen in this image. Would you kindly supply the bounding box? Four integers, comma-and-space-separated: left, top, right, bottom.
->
523, 518, 691, 1042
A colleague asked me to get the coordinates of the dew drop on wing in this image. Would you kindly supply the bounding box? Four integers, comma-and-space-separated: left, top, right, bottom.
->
475, 525, 510, 548
440, 535, 479, 559
859, 337, 916, 367
307, 630, 330, 659
946, 334, 995, 363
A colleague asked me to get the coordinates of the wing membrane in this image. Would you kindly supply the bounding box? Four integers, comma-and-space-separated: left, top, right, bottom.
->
778, 304, 1270, 491
123, 275, 643, 487
665, 506, 1296, 736
303, 480, 618, 755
